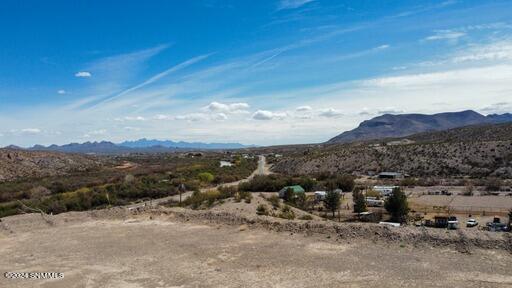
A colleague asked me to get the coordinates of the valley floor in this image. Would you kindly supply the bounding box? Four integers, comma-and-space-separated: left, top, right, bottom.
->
1, 208, 511, 288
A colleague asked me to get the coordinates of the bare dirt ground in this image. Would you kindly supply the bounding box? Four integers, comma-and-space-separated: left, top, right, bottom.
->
1, 202, 512, 288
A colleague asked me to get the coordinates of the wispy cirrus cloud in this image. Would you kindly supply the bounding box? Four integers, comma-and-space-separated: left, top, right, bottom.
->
277, 0, 315, 10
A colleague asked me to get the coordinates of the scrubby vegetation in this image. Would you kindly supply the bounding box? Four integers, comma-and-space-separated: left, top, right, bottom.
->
238, 173, 354, 193
278, 205, 295, 220
0, 153, 257, 217
256, 204, 269, 216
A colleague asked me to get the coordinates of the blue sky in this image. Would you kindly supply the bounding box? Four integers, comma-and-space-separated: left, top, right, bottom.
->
1, 0, 512, 146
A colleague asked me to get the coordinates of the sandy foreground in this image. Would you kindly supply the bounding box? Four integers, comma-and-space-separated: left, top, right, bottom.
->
1, 206, 512, 288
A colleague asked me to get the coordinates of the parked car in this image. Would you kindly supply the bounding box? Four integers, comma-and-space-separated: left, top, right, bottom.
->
486, 222, 509, 232
447, 216, 459, 230
466, 219, 478, 227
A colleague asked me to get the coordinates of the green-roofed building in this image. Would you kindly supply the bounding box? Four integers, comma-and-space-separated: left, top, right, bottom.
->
278, 185, 305, 198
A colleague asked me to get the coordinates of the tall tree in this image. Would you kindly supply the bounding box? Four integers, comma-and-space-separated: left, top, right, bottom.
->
352, 188, 367, 213
385, 187, 410, 223
323, 190, 340, 218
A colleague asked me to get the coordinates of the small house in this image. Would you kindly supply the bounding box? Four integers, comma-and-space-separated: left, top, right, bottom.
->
278, 185, 305, 198
378, 172, 403, 179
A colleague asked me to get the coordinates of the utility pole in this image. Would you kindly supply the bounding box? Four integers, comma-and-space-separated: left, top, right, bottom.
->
178, 183, 186, 205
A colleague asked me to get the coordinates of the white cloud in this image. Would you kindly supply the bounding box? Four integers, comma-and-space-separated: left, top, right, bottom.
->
212, 113, 228, 121
318, 108, 343, 118
203, 101, 250, 114
278, 0, 314, 10
75, 71, 92, 78
363, 65, 512, 89
480, 102, 512, 114
452, 40, 512, 63
296, 105, 312, 111
82, 129, 107, 138
252, 110, 287, 120
121, 116, 146, 121
153, 114, 172, 120
124, 126, 141, 131
174, 113, 209, 122
377, 108, 404, 114
20, 128, 41, 134
425, 31, 466, 41
376, 44, 390, 50
57, 89, 66, 95
89, 129, 107, 135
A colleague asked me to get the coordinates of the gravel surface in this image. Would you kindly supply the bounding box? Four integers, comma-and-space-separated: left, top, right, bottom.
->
1, 205, 512, 288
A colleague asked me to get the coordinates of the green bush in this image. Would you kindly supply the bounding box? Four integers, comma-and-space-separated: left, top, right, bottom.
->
198, 172, 215, 183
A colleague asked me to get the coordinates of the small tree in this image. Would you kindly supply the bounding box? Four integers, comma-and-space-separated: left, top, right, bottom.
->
336, 174, 355, 192
323, 190, 340, 218
198, 172, 214, 183
385, 187, 409, 223
353, 188, 367, 213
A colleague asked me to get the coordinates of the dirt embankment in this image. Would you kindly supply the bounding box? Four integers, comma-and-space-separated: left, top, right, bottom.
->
1, 203, 511, 254
146, 208, 511, 254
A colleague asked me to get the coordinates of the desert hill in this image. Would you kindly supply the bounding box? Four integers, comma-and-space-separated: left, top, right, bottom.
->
0, 148, 101, 181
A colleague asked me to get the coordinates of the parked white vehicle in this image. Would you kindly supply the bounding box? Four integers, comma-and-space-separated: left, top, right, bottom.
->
314, 191, 327, 201
466, 219, 478, 227
365, 197, 384, 207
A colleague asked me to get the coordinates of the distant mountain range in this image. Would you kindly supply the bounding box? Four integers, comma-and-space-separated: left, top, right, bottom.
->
119, 138, 252, 149
327, 110, 512, 143
14, 139, 254, 154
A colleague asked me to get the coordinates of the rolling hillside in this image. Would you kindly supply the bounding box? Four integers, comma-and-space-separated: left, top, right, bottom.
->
0, 148, 102, 181
274, 123, 512, 178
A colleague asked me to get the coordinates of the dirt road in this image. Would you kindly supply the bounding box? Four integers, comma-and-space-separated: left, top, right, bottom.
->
1, 210, 511, 288
127, 155, 270, 209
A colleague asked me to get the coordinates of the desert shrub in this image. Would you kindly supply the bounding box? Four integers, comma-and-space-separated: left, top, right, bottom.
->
235, 191, 252, 203
267, 195, 281, 209
400, 177, 417, 187
29, 186, 51, 199
256, 204, 269, 216
182, 190, 225, 209
299, 214, 313, 220
485, 177, 503, 191
463, 182, 474, 196
218, 185, 238, 198
278, 205, 295, 220
0, 202, 22, 218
